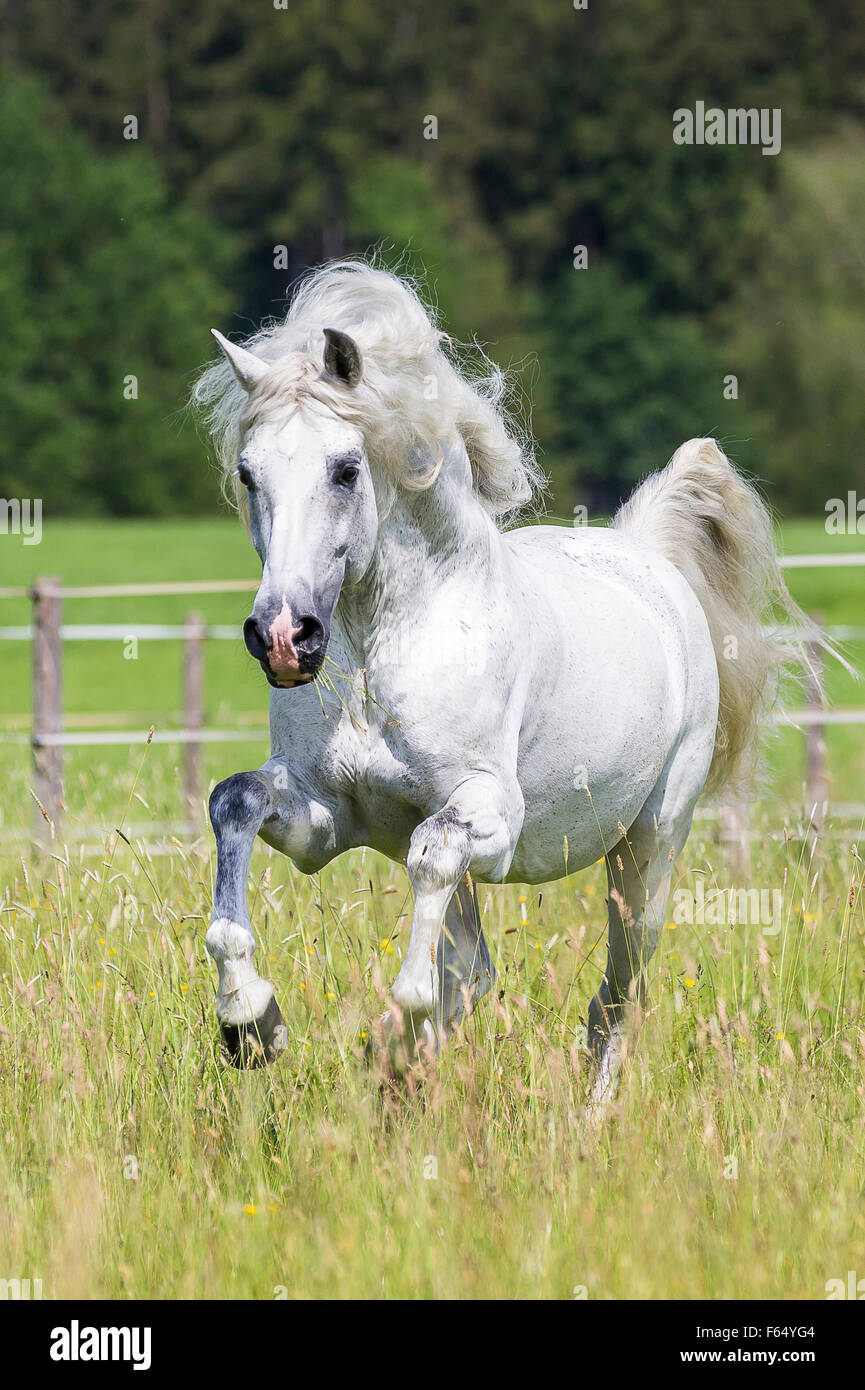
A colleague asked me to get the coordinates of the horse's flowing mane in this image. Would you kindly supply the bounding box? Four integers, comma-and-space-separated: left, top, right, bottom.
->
192, 259, 543, 522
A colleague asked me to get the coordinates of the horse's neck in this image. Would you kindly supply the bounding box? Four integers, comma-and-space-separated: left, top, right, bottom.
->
337, 466, 501, 660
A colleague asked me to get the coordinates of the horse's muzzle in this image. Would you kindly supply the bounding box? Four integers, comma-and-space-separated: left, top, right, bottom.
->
243, 610, 327, 688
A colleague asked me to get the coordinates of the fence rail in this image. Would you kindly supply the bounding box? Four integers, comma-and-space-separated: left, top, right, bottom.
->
0, 624, 242, 641
0, 579, 259, 600
25, 729, 267, 747
1, 576, 270, 840
778, 553, 865, 568
1, 559, 863, 843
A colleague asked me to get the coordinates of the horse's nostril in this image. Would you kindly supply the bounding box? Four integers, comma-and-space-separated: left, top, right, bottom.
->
243, 615, 269, 662
294, 615, 325, 654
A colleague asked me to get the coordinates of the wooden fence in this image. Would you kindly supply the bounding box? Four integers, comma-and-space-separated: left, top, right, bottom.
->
0, 577, 260, 840
0, 556, 863, 845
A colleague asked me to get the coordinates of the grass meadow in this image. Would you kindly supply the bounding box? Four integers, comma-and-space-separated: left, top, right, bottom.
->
0, 515, 864, 1299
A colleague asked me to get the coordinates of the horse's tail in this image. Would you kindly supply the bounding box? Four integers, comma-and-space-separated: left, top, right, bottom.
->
612, 437, 823, 795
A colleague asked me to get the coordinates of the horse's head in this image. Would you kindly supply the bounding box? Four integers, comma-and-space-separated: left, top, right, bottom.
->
212, 327, 378, 688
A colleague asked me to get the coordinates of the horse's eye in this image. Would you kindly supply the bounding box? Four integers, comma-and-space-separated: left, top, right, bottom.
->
237, 462, 255, 491
335, 462, 359, 487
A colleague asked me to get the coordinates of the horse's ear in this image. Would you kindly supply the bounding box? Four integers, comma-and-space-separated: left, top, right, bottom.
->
323, 328, 362, 387
211, 329, 268, 392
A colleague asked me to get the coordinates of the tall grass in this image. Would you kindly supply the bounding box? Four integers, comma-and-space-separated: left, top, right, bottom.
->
1, 760, 863, 1299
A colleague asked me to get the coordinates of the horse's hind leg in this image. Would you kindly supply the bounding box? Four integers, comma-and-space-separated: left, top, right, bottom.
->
205, 771, 287, 1068
587, 736, 710, 1117
586, 828, 676, 1117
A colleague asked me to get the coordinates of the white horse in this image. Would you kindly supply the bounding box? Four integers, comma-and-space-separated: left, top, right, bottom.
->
194, 261, 806, 1106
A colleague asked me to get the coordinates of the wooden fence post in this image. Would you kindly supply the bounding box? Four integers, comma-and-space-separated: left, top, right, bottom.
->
31, 576, 63, 842
183, 612, 205, 817
806, 614, 827, 829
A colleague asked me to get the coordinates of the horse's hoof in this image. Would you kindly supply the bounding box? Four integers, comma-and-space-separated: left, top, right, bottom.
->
220, 992, 287, 1068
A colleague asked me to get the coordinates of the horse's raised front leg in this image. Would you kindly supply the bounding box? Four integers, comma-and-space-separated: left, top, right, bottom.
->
205, 770, 287, 1068
387, 774, 521, 1059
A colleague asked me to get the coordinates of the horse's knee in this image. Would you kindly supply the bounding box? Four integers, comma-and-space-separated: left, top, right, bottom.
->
407, 808, 472, 889
209, 771, 271, 835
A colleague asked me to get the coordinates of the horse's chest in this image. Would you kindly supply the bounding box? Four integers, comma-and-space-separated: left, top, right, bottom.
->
336, 720, 427, 856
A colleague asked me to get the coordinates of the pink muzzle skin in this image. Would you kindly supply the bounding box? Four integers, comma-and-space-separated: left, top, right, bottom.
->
267, 599, 313, 686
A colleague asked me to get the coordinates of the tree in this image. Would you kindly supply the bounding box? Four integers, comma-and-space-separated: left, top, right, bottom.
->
0, 73, 237, 514
533, 262, 728, 513
3, 0, 865, 516
722, 134, 865, 511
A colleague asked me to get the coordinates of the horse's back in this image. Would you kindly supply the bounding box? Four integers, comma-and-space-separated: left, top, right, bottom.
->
504, 521, 714, 666
500, 523, 718, 881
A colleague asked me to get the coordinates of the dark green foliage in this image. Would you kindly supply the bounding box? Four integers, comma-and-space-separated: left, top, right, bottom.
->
2, 1, 863, 515
533, 263, 729, 512
0, 74, 235, 514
